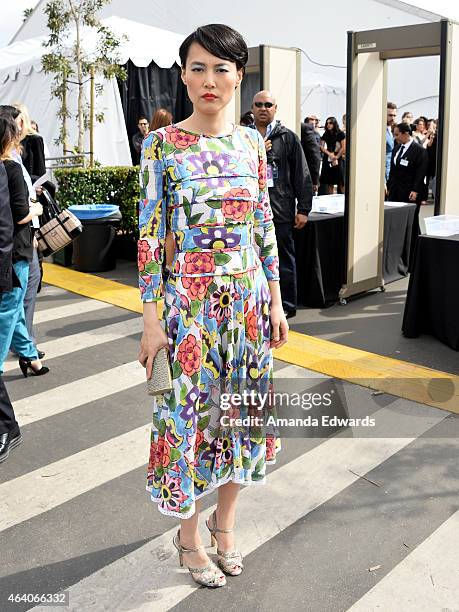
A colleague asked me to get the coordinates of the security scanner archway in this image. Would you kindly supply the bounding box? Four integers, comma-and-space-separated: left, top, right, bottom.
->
226, 45, 301, 135
341, 20, 459, 303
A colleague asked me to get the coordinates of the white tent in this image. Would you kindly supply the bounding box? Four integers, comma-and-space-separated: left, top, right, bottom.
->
2, 0, 451, 156
0, 16, 185, 166
8, 0, 447, 123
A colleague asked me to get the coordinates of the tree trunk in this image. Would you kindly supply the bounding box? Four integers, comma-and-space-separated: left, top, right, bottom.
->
69, 0, 85, 154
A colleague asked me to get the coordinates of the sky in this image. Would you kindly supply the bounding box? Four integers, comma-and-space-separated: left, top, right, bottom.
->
0, 0, 39, 48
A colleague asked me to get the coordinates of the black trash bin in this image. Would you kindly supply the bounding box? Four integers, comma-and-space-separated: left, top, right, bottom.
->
69, 204, 122, 272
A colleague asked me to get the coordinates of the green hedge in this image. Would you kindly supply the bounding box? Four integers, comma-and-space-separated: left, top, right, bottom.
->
54, 166, 140, 237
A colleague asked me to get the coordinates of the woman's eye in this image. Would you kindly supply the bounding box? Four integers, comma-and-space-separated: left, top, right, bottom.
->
216, 68, 229, 73
191, 67, 203, 72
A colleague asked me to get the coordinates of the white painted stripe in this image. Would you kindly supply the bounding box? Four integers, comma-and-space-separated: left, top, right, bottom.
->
34, 299, 112, 325
14, 363, 294, 427
38, 285, 68, 297
0, 425, 150, 532
3, 317, 142, 372
14, 361, 145, 426
28, 402, 446, 611
347, 510, 459, 612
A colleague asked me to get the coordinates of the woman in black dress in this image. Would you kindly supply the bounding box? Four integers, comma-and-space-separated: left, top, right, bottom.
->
319, 116, 345, 194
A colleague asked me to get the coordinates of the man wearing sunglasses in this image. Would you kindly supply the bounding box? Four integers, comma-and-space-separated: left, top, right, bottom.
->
131, 116, 150, 165
252, 91, 313, 319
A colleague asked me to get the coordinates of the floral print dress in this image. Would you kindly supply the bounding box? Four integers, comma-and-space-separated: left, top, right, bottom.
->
139, 124, 280, 518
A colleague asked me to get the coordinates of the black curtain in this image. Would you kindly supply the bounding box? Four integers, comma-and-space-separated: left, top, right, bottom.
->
118, 60, 193, 164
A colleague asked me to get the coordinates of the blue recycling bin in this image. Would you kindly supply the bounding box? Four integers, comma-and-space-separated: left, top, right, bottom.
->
69, 204, 122, 272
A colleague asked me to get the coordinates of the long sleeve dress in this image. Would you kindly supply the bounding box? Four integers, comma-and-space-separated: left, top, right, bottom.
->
138, 124, 281, 518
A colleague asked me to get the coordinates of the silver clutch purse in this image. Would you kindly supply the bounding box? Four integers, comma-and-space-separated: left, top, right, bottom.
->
147, 347, 173, 396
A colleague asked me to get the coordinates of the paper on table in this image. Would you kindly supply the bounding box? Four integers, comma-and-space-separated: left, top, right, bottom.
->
384, 201, 409, 207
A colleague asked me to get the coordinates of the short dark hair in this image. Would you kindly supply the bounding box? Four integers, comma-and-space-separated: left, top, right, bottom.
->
240, 110, 254, 126
395, 122, 412, 135
0, 115, 19, 158
137, 116, 148, 123
0, 105, 20, 120
387, 101, 397, 110
179, 24, 248, 74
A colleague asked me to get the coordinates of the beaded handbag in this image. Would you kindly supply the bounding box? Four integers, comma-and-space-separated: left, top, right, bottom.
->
147, 347, 173, 396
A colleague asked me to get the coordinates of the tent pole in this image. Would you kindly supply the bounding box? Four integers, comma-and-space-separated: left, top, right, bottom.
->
89, 65, 95, 168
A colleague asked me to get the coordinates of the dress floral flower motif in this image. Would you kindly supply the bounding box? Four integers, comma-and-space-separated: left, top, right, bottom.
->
209, 284, 240, 325
139, 125, 281, 518
164, 125, 200, 149
245, 306, 258, 342
222, 187, 252, 222
187, 150, 235, 187
181, 275, 212, 300
137, 240, 152, 272
183, 252, 216, 276
177, 334, 201, 376
192, 227, 241, 250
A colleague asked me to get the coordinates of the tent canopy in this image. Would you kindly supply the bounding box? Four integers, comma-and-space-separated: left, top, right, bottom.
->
0, 16, 184, 83
0, 17, 185, 166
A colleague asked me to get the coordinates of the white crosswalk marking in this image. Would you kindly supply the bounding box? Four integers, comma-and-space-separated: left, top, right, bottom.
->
0, 425, 151, 532
34, 299, 112, 324
13, 361, 145, 426
14, 363, 297, 427
3, 317, 142, 372
38, 286, 68, 297
347, 510, 459, 612
30, 402, 447, 612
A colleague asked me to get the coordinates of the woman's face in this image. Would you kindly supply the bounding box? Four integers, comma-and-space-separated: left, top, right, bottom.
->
15, 114, 24, 137
417, 120, 426, 132
181, 42, 243, 116
326, 119, 335, 131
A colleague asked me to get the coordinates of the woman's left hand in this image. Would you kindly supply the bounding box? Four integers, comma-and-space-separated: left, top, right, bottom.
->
270, 304, 289, 349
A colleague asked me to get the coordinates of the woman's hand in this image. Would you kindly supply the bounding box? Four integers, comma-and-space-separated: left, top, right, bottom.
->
138, 323, 168, 379
270, 304, 289, 349
31, 202, 43, 217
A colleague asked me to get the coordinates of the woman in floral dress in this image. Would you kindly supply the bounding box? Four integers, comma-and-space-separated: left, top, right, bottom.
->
138, 24, 288, 588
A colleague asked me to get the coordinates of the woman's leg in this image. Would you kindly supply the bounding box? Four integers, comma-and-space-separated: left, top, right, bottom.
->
326, 184, 334, 195
178, 500, 211, 567
9, 262, 38, 362
23, 248, 41, 343
214, 482, 241, 551
0, 262, 37, 372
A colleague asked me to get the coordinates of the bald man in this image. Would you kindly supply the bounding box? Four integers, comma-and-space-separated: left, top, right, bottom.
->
252, 90, 313, 318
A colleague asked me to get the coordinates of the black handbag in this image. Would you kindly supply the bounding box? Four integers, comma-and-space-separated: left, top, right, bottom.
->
35, 189, 83, 257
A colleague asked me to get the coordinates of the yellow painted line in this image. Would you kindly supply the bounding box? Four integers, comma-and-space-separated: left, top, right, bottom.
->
43, 263, 147, 315
43, 263, 458, 415
275, 331, 459, 415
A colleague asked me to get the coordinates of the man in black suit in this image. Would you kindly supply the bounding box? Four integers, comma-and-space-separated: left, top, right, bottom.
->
387, 122, 428, 268
387, 122, 427, 203
0, 161, 22, 463
300, 121, 321, 194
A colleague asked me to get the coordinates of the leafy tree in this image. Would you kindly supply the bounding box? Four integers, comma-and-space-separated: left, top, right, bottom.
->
23, 8, 34, 21
41, 0, 126, 159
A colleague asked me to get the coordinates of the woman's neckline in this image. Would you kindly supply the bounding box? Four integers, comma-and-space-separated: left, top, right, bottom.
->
171, 122, 237, 138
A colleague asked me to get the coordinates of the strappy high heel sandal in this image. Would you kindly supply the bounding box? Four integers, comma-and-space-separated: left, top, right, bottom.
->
206, 510, 244, 576
172, 529, 226, 588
